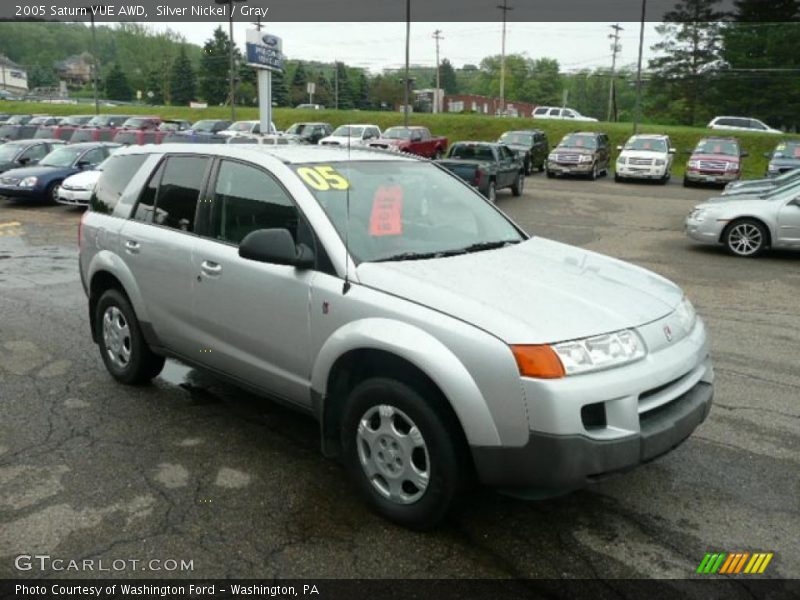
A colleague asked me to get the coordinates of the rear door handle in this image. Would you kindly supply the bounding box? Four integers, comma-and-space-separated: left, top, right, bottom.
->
124, 240, 140, 253
200, 260, 222, 276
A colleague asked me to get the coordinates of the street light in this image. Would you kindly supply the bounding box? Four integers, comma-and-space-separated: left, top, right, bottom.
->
214, 0, 247, 121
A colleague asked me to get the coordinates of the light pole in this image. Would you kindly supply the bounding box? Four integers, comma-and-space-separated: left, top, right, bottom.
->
497, 0, 513, 116
633, 0, 647, 134
607, 24, 622, 122
403, 0, 410, 126
433, 29, 443, 114
215, 0, 247, 121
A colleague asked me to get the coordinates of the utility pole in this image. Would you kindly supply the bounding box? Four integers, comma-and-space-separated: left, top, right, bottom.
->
403, 0, 411, 126
432, 29, 443, 114
497, 0, 513, 116
89, 7, 99, 115
607, 24, 623, 123
334, 59, 339, 110
633, 0, 647, 134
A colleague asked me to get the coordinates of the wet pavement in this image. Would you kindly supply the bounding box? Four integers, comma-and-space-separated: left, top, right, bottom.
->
0, 180, 798, 582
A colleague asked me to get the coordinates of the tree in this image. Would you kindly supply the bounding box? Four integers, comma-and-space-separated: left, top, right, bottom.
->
169, 46, 196, 105
333, 61, 354, 109
354, 71, 371, 109
145, 69, 164, 105
524, 58, 562, 106
271, 69, 289, 107
648, 0, 726, 126
314, 71, 333, 106
369, 73, 403, 109
104, 63, 132, 101
200, 26, 236, 106
290, 61, 308, 106
437, 58, 458, 94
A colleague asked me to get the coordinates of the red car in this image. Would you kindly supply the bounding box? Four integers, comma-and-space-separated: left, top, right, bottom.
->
684, 137, 748, 187
33, 115, 94, 142
69, 114, 133, 143
368, 126, 448, 159
112, 116, 165, 145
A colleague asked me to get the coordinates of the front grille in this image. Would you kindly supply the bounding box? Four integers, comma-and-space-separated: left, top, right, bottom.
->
698, 160, 727, 171
321, 141, 340, 145
554, 153, 580, 163
629, 158, 654, 166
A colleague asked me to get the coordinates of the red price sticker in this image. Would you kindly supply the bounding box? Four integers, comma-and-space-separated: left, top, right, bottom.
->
369, 186, 403, 237
793, 147, 800, 158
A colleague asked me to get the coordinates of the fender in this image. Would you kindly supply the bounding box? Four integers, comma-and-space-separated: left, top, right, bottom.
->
311, 318, 502, 447
86, 249, 151, 324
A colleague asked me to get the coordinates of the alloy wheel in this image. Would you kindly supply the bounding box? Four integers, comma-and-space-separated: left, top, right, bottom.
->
727, 222, 763, 256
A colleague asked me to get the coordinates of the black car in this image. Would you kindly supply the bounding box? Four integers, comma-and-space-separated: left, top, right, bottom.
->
162, 119, 232, 144
764, 140, 800, 177
436, 141, 525, 202
497, 129, 549, 175
0, 139, 66, 175
284, 122, 333, 145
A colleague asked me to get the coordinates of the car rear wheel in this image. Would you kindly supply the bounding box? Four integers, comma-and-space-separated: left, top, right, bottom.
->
546, 170, 555, 179
724, 219, 768, 258
341, 377, 464, 529
589, 162, 598, 181
486, 181, 497, 203
47, 181, 61, 204
95, 289, 165, 384
683, 176, 693, 188
614, 173, 624, 183
511, 172, 524, 196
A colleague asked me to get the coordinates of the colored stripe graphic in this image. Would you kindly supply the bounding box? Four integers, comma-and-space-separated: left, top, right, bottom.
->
701, 552, 774, 575
697, 553, 727, 574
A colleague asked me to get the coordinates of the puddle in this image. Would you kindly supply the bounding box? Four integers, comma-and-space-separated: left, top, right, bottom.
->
157, 360, 222, 405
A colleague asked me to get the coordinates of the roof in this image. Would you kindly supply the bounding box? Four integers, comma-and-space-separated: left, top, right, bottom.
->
629, 134, 669, 139
119, 143, 418, 164
66, 142, 122, 150
502, 129, 545, 134
451, 141, 500, 147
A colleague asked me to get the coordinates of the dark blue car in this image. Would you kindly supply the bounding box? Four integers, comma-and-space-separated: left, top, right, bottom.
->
0, 142, 119, 203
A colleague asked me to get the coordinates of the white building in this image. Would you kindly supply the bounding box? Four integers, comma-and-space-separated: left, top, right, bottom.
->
0, 55, 28, 95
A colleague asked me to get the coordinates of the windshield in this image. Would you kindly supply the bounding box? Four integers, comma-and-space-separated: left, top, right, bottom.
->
770, 141, 800, 159
60, 116, 91, 127
121, 118, 150, 129
448, 143, 496, 161
228, 122, 254, 131
764, 177, 800, 199
332, 126, 365, 138
624, 138, 668, 152
40, 147, 82, 167
292, 161, 524, 263
6, 115, 31, 125
192, 120, 219, 132
694, 140, 739, 156
383, 128, 412, 140
499, 133, 533, 146
159, 121, 186, 131
28, 117, 52, 126
85, 115, 123, 127
0, 144, 21, 161
558, 134, 596, 149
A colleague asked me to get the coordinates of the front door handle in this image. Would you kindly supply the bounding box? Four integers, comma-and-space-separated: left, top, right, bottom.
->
124, 240, 140, 253
200, 260, 222, 276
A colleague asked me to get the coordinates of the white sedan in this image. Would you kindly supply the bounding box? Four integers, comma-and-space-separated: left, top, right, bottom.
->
56, 164, 104, 207
318, 124, 381, 146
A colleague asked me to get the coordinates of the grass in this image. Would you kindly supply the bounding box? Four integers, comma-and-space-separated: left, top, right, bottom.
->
2, 100, 791, 178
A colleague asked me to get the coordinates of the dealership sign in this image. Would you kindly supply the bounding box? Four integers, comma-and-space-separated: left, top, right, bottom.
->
246, 30, 284, 72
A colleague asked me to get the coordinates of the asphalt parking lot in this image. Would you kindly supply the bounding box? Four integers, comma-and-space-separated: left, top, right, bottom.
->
0, 174, 798, 581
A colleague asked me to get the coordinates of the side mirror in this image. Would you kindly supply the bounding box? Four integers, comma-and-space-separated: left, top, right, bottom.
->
239, 228, 314, 269
668, 148, 676, 154
17, 157, 31, 165
76, 160, 91, 170
616, 145, 623, 151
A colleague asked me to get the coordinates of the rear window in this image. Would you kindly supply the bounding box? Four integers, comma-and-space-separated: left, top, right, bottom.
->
89, 154, 149, 214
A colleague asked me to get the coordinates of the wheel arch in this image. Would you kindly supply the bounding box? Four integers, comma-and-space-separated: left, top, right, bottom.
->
86, 251, 150, 343
719, 215, 773, 247
311, 319, 501, 458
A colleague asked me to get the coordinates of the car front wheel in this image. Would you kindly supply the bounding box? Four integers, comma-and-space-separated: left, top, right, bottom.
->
511, 172, 524, 196
724, 219, 768, 258
95, 289, 165, 384
341, 377, 464, 530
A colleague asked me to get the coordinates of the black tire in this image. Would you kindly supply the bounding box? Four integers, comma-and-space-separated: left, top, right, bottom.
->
588, 162, 598, 181
723, 218, 768, 258
614, 173, 623, 183
95, 289, 165, 384
511, 171, 524, 196
660, 172, 671, 185
46, 181, 62, 204
683, 176, 692, 188
538, 160, 545, 173
340, 377, 465, 530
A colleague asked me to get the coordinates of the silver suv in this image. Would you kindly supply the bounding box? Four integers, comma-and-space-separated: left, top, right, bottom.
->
79, 144, 714, 528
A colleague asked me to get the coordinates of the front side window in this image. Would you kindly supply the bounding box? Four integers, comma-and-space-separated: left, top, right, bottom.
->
211, 160, 300, 245
40, 147, 83, 167
134, 156, 209, 232
80, 147, 107, 166
21, 144, 48, 162
292, 161, 524, 263
90, 154, 149, 214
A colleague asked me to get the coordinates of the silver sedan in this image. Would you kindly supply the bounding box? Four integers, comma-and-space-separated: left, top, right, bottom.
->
685, 185, 800, 257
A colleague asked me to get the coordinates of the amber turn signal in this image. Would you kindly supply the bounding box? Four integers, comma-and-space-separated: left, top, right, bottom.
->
510, 345, 566, 379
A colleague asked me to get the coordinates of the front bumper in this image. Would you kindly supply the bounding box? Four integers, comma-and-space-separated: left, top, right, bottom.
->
685, 216, 726, 245
0, 186, 41, 199
473, 380, 712, 489
685, 170, 738, 184
616, 164, 667, 179
56, 188, 92, 206
547, 161, 593, 175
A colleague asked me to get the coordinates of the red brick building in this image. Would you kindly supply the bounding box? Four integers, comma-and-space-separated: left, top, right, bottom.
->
443, 94, 537, 118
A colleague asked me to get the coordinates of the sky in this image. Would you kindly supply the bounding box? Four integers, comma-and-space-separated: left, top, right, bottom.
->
150, 22, 663, 73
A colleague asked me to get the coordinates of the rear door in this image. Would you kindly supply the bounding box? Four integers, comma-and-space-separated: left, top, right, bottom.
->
498, 145, 518, 186
189, 158, 316, 405
118, 154, 212, 354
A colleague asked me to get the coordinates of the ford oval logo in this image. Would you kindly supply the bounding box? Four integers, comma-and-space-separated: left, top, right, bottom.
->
262, 35, 278, 47
664, 325, 673, 342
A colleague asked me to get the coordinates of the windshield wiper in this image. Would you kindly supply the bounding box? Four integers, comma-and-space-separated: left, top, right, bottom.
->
372, 251, 443, 263
447, 240, 521, 255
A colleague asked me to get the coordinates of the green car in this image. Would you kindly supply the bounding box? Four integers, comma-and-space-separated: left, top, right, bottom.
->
437, 141, 525, 203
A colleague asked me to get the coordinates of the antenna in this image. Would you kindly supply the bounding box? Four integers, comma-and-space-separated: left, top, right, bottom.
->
342, 122, 352, 295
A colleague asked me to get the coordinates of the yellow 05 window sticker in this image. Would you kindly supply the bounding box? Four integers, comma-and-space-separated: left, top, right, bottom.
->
296, 165, 350, 191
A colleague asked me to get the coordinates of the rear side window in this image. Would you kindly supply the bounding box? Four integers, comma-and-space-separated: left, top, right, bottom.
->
134, 156, 209, 232
89, 154, 148, 214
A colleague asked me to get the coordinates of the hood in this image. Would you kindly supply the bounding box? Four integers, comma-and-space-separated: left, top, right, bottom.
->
356, 237, 682, 344
62, 169, 101, 188
0, 165, 69, 179
700, 193, 768, 205
553, 146, 593, 156
0, 161, 17, 173
768, 158, 800, 169
620, 149, 668, 160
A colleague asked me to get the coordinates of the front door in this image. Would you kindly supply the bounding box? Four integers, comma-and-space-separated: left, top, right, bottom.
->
190, 158, 316, 406
776, 197, 800, 245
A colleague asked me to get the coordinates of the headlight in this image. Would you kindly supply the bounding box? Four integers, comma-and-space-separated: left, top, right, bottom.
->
654, 159, 665, 166
511, 329, 646, 378
687, 160, 699, 169
725, 162, 739, 172
768, 164, 779, 172
19, 176, 38, 188
617, 156, 627, 165
674, 296, 697, 333
689, 208, 707, 222
548, 153, 558, 161
579, 155, 593, 163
